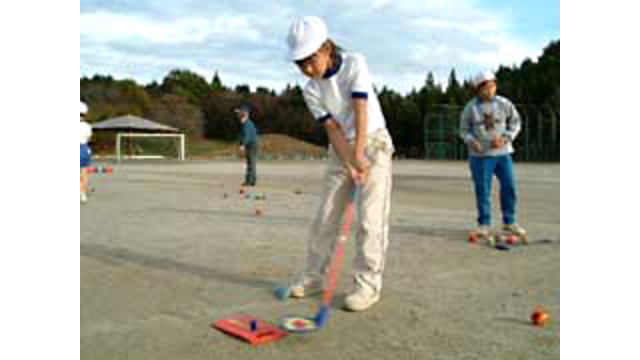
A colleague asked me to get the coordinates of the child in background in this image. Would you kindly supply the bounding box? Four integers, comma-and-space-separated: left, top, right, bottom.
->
80, 101, 93, 203
459, 71, 527, 244
285, 16, 395, 311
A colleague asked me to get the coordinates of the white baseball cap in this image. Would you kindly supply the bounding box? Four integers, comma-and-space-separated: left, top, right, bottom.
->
473, 71, 496, 88
80, 101, 88, 115
287, 16, 328, 61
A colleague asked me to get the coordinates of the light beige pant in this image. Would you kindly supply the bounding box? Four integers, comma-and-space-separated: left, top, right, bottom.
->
303, 129, 394, 295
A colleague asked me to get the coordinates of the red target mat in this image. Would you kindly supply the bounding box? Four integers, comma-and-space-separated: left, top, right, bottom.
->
212, 315, 288, 345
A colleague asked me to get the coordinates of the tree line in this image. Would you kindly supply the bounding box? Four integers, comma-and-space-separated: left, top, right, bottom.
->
80, 40, 559, 158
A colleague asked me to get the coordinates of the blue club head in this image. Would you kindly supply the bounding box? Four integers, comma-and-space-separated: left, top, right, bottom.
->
314, 305, 331, 328
273, 286, 291, 301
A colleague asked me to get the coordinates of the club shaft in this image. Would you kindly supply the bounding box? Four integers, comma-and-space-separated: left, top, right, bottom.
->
322, 190, 357, 306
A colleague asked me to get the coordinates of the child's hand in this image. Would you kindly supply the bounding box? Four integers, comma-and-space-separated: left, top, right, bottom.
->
491, 136, 505, 149
350, 156, 369, 185
349, 166, 368, 185
354, 155, 369, 172
239, 145, 245, 153
470, 140, 483, 153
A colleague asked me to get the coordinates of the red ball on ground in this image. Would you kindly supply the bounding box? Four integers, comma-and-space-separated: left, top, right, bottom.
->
293, 320, 307, 329
531, 309, 550, 327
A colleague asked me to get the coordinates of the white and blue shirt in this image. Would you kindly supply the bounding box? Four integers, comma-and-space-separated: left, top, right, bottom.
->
302, 52, 387, 141
80, 121, 92, 145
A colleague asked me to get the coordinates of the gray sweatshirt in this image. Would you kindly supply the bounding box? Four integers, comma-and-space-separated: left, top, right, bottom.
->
459, 95, 521, 157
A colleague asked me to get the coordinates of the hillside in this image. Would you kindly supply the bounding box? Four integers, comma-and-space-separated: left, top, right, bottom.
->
105, 133, 329, 160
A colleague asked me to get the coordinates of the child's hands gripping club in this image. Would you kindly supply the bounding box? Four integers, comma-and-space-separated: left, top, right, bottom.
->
348, 155, 369, 185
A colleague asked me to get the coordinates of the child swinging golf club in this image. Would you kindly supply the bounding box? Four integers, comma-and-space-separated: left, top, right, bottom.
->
279, 16, 395, 316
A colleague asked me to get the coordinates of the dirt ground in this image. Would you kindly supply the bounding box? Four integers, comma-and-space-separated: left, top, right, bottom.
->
81, 160, 560, 360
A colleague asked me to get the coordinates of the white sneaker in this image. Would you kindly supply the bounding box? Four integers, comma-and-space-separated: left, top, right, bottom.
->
344, 286, 380, 312
80, 192, 88, 203
289, 277, 323, 298
475, 225, 495, 246
503, 223, 528, 243
503, 223, 527, 236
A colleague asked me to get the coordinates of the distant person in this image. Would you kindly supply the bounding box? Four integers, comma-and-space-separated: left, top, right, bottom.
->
459, 71, 527, 244
80, 101, 93, 203
236, 104, 258, 186
283, 16, 395, 312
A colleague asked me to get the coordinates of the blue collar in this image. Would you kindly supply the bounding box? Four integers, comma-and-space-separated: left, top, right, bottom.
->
323, 54, 342, 79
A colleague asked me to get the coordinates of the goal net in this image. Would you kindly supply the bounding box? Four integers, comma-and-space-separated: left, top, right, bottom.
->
115, 133, 185, 161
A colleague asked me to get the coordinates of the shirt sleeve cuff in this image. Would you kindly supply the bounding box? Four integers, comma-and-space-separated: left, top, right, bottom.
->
317, 114, 332, 123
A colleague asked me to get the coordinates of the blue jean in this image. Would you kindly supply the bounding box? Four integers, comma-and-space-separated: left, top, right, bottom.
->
469, 155, 517, 226
244, 142, 257, 185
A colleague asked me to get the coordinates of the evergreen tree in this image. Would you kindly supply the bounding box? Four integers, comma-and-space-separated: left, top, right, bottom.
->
211, 71, 224, 92
160, 69, 210, 105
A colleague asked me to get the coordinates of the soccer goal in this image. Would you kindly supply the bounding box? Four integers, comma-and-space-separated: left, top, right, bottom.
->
115, 133, 186, 161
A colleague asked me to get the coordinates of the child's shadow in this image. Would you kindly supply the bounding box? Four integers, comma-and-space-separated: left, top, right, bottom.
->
81, 243, 278, 291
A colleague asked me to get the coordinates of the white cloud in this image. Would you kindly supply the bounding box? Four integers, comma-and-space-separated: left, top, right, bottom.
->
411, 16, 501, 34
372, 0, 392, 8
80, 11, 261, 44
399, 14, 540, 80
469, 34, 541, 69
80, 1, 555, 93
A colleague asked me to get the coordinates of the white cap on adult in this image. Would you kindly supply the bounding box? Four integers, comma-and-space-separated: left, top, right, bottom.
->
473, 71, 496, 88
80, 101, 88, 115
287, 16, 328, 61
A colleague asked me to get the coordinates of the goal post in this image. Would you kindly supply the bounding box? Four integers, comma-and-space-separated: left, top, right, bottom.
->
115, 133, 186, 161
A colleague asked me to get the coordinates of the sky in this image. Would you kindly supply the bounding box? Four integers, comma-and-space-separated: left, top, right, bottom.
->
80, 0, 560, 94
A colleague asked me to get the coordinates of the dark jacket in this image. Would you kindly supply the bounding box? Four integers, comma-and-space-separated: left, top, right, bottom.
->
240, 119, 258, 146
